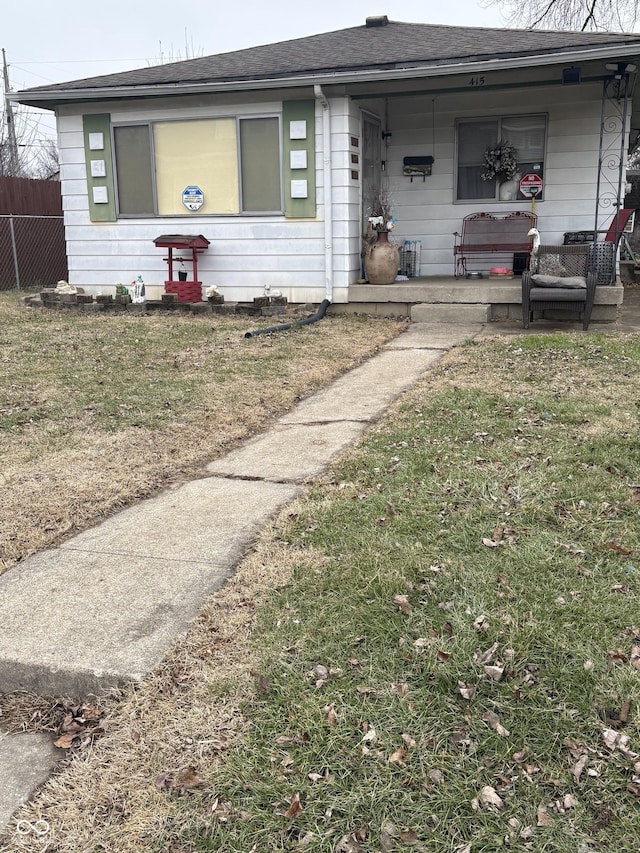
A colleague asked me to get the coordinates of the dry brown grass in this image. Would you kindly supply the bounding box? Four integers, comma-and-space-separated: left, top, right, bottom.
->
0, 294, 404, 573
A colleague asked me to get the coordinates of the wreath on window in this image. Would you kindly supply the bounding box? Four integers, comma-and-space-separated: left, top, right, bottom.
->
481, 140, 518, 182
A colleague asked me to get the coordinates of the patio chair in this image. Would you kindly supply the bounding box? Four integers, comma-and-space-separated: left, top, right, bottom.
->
522, 243, 597, 330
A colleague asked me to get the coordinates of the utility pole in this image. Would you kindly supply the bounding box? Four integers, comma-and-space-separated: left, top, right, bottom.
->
2, 47, 20, 176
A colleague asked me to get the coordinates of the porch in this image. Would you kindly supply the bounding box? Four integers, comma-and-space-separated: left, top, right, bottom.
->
338, 277, 624, 323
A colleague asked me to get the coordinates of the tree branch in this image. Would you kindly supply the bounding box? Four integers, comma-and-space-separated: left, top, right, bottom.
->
581, 0, 599, 30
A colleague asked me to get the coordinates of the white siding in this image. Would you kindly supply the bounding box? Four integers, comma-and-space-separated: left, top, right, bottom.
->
57, 101, 335, 304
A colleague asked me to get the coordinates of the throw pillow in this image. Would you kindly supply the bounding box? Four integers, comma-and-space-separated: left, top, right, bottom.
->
538, 255, 569, 277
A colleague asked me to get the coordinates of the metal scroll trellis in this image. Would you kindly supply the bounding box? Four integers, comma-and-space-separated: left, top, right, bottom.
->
594, 68, 632, 284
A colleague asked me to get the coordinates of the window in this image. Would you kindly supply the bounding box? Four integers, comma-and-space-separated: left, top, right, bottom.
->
239, 117, 281, 212
113, 125, 154, 215
456, 115, 546, 201
113, 116, 282, 216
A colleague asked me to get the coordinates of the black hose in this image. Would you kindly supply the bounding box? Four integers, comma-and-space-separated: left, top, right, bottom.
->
244, 299, 331, 338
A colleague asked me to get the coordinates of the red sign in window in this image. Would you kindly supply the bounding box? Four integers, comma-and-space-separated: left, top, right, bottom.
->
519, 173, 543, 198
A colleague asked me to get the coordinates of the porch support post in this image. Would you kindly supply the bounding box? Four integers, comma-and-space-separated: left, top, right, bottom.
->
314, 85, 334, 303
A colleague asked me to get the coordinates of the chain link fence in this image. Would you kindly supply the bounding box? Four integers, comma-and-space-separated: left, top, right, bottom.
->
0, 215, 68, 292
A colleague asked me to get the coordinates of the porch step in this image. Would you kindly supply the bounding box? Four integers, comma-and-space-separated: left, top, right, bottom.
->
411, 303, 490, 323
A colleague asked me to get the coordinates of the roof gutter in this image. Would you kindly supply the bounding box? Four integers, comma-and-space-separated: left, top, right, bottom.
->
12, 43, 640, 107
314, 84, 333, 303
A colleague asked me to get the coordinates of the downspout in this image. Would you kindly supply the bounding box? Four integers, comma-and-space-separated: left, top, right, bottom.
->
314, 84, 333, 303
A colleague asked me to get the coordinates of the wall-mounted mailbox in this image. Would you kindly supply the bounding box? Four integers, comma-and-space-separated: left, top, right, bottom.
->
403, 156, 434, 181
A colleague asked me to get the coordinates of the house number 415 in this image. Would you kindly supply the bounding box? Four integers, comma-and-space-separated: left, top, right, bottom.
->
469, 76, 485, 86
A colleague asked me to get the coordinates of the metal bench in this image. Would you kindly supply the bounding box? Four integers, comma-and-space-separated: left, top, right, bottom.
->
453, 211, 537, 278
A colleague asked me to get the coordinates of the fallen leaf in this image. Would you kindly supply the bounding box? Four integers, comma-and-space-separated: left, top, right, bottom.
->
380, 830, 395, 853
436, 650, 450, 663
400, 829, 419, 844
458, 681, 475, 700
334, 833, 365, 853
573, 753, 589, 783
249, 669, 271, 693
479, 785, 504, 809
536, 804, 553, 826
483, 710, 510, 737
602, 728, 639, 760
428, 768, 445, 784
474, 641, 499, 664
53, 733, 76, 749
361, 727, 377, 744
608, 649, 628, 666
323, 703, 338, 727
604, 542, 634, 555
402, 733, 416, 749
483, 664, 505, 682
630, 648, 640, 671
155, 767, 203, 792
473, 615, 489, 631
388, 748, 406, 765
174, 766, 204, 789
393, 594, 412, 615
284, 792, 303, 819
482, 537, 502, 548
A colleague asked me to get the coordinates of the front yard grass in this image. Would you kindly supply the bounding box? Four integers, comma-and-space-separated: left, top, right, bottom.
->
2, 317, 640, 853
0, 292, 404, 572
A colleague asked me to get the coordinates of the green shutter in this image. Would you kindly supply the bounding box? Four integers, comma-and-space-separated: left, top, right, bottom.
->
82, 114, 116, 222
283, 101, 316, 219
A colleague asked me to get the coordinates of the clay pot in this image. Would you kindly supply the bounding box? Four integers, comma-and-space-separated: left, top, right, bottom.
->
365, 230, 399, 285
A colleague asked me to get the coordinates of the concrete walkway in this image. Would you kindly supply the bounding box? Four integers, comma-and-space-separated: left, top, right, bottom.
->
2, 300, 640, 838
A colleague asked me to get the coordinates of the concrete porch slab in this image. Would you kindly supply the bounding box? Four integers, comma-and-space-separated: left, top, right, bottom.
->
385, 323, 483, 349
411, 303, 490, 323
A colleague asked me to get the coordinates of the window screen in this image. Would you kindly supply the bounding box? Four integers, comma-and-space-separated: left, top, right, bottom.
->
113, 125, 154, 215
239, 117, 281, 212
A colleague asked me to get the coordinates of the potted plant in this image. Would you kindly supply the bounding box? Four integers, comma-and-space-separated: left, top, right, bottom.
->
363, 191, 399, 285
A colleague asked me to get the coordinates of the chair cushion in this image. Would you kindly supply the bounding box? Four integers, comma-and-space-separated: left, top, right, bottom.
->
532, 274, 587, 289
529, 287, 587, 302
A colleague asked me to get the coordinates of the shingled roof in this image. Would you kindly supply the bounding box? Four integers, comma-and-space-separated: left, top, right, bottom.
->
18, 17, 640, 99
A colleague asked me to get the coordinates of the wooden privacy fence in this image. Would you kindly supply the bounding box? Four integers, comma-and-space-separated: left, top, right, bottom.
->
0, 177, 67, 291
0, 214, 68, 291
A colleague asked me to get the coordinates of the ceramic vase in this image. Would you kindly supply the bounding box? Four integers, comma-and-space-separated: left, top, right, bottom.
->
365, 230, 399, 285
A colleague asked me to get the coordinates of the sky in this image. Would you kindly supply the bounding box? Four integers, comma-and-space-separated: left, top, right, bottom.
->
3, 0, 508, 158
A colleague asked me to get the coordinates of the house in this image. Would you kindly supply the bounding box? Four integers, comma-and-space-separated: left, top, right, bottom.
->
14, 16, 640, 319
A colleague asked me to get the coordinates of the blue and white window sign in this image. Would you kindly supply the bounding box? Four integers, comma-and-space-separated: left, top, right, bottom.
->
182, 185, 204, 211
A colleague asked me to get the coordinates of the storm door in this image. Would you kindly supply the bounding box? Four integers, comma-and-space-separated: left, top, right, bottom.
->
362, 113, 382, 234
